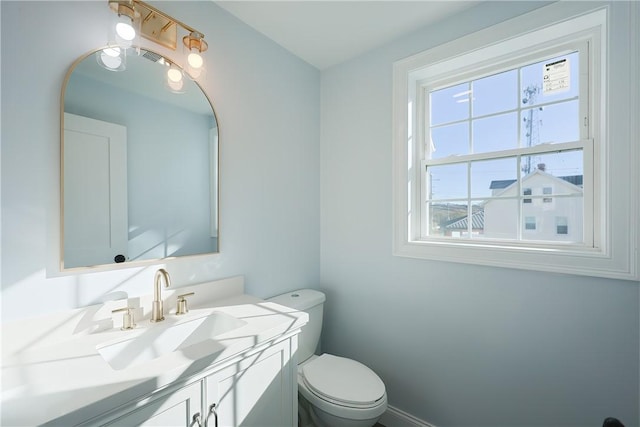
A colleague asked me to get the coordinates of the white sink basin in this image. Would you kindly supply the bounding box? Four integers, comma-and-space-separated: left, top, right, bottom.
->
97, 312, 246, 370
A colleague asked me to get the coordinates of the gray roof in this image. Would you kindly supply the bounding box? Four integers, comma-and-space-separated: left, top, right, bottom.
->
489, 175, 583, 189
489, 179, 518, 190
445, 210, 484, 230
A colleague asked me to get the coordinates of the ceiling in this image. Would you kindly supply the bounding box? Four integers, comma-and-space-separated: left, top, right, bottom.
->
215, 1, 481, 70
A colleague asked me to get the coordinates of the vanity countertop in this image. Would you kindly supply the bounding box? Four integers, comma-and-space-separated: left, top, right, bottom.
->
0, 276, 307, 426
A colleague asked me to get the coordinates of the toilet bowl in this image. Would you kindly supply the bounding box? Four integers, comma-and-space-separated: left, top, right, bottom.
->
298, 354, 387, 427
267, 289, 388, 427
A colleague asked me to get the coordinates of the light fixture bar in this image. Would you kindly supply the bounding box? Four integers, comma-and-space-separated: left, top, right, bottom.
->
104, 0, 208, 80
133, 0, 205, 51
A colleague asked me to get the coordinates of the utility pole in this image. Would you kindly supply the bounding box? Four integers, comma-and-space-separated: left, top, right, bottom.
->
522, 84, 542, 174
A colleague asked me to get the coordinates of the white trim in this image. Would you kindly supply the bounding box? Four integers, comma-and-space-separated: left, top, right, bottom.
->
379, 405, 436, 427
209, 126, 219, 238
392, 2, 639, 281
629, 0, 640, 281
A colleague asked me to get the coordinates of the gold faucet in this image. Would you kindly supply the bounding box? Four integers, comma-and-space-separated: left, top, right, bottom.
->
151, 268, 171, 322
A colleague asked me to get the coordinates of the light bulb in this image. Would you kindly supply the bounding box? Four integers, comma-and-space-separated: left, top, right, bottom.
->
114, 14, 135, 47
101, 52, 122, 69
187, 52, 203, 70
166, 64, 185, 93
168, 68, 183, 83
116, 22, 135, 41
103, 47, 121, 58
97, 46, 125, 71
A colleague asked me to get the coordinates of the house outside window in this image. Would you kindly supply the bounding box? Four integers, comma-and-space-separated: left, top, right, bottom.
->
484, 168, 583, 242
392, 3, 639, 280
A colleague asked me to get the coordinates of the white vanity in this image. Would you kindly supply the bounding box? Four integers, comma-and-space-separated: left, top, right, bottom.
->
1, 276, 308, 426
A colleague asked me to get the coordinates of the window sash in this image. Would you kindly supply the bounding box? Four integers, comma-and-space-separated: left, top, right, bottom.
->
417, 41, 591, 245
393, 4, 638, 280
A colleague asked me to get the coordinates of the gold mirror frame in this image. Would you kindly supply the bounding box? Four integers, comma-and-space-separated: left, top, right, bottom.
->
60, 47, 219, 271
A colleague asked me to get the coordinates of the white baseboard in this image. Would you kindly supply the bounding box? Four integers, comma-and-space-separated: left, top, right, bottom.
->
379, 405, 436, 427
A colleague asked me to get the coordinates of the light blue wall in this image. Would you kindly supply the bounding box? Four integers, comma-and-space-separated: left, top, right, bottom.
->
1, 1, 638, 426
1, 1, 320, 320
319, 1, 639, 426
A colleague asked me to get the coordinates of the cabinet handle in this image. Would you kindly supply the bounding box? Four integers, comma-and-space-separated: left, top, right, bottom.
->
205, 403, 218, 427
191, 412, 202, 427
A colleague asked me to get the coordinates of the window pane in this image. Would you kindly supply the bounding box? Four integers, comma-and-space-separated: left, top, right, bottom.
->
431, 122, 469, 159
556, 216, 569, 234
525, 216, 537, 230
518, 154, 583, 242
428, 201, 468, 237
430, 83, 470, 126
520, 100, 579, 147
522, 150, 583, 186
482, 198, 518, 240
471, 157, 517, 198
427, 163, 467, 200
470, 201, 485, 239
421, 48, 587, 246
520, 51, 579, 106
472, 112, 518, 153
518, 196, 582, 242
472, 70, 518, 117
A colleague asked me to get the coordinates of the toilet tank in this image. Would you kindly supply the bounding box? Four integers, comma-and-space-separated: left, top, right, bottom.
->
267, 289, 325, 363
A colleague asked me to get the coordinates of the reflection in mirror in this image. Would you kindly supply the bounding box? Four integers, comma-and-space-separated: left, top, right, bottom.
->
62, 47, 218, 270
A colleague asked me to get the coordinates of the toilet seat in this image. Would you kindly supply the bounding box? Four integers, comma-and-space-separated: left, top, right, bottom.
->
301, 354, 385, 408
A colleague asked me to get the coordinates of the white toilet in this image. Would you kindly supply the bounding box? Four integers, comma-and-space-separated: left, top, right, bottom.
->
268, 289, 387, 427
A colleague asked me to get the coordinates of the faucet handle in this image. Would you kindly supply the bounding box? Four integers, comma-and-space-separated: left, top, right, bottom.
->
176, 292, 195, 315
112, 306, 136, 330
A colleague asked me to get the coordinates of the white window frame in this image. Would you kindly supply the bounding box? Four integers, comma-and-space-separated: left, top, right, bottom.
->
420, 40, 589, 247
392, 3, 639, 281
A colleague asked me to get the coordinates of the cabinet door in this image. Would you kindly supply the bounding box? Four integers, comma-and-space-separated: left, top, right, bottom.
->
97, 381, 202, 427
205, 339, 295, 427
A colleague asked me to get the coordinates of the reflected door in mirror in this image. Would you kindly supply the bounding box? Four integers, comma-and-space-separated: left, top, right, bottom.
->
64, 113, 128, 268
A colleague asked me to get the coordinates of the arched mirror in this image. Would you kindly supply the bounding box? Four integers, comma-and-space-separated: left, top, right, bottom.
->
61, 47, 219, 270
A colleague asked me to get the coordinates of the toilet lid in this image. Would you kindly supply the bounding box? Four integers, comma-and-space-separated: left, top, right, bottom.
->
302, 354, 385, 406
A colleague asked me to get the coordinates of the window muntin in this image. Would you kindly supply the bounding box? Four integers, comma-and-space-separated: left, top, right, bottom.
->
422, 46, 587, 245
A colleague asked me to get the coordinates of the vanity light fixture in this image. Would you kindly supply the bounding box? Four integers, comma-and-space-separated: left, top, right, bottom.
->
109, 0, 139, 48
183, 31, 208, 79
102, 0, 209, 83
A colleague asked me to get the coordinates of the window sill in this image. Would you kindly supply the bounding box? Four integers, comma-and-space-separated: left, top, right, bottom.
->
393, 238, 637, 281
